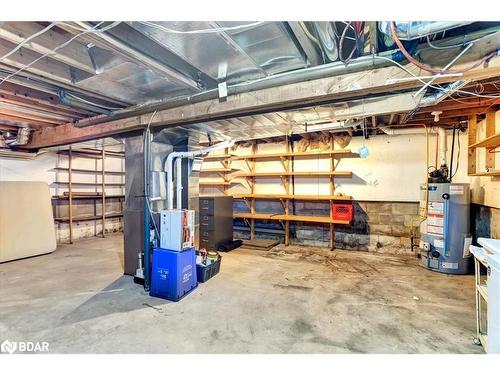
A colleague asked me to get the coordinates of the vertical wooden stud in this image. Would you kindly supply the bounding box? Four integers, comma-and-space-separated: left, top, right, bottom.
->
468, 114, 478, 175
485, 111, 496, 171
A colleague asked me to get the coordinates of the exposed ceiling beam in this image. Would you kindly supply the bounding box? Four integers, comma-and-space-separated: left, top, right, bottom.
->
0, 93, 86, 119
67, 22, 203, 91
0, 62, 131, 107
0, 113, 56, 129
0, 39, 92, 84
417, 97, 500, 113
0, 81, 92, 115
25, 55, 500, 149
0, 22, 96, 74
411, 105, 499, 121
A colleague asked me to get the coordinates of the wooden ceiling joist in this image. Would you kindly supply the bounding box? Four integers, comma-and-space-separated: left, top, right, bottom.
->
25, 59, 500, 149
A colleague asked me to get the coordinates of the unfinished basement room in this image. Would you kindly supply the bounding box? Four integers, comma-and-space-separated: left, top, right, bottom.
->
1, 3, 500, 371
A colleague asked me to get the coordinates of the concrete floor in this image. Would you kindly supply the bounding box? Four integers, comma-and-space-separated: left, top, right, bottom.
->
0, 233, 483, 354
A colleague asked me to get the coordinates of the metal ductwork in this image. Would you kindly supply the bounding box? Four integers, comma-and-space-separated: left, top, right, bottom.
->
75, 49, 402, 128
0, 133, 7, 148
3, 127, 31, 147
418, 80, 467, 107
378, 21, 473, 40
314, 22, 339, 62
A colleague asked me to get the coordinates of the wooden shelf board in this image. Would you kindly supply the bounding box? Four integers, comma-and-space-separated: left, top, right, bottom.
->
469, 171, 500, 176
53, 182, 125, 187
53, 167, 125, 175
55, 213, 123, 222
232, 194, 352, 201
232, 150, 358, 160
199, 168, 234, 173
199, 181, 232, 186
203, 154, 234, 160
52, 195, 125, 200
233, 171, 352, 178
469, 133, 500, 148
57, 150, 124, 159
233, 212, 349, 225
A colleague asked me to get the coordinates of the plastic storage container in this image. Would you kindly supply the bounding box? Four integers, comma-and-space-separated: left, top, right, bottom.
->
332, 203, 353, 222
150, 247, 197, 301
196, 256, 221, 283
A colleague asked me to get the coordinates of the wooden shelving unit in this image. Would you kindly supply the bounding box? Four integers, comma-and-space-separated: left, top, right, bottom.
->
52, 195, 125, 200
469, 133, 500, 149
468, 112, 499, 176
232, 149, 358, 160
233, 171, 352, 178
199, 146, 234, 195
232, 194, 352, 201
55, 213, 123, 223
53, 167, 125, 176
53, 143, 125, 243
233, 212, 350, 225
202, 135, 360, 249
199, 181, 232, 186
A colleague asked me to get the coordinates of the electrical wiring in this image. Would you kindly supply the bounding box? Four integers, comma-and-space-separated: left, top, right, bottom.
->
0, 21, 58, 63
374, 54, 500, 100
137, 20, 265, 35
390, 21, 498, 75
451, 129, 461, 179
426, 30, 500, 50
339, 21, 358, 63
0, 22, 121, 88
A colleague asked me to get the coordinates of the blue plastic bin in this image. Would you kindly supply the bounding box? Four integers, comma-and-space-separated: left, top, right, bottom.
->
150, 247, 197, 301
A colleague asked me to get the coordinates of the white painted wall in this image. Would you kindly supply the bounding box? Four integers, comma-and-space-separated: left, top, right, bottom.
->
0, 149, 125, 243
202, 111, 499, 209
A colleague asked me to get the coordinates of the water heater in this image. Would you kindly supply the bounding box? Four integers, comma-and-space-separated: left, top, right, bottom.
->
419, 183, 472, 274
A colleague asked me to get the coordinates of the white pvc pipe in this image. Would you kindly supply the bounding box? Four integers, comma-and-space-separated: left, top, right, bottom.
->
381, 126, 448, 166
380, 126, 440, 136
175, 157, 183, 209
165, 139, 234, 210
438, 127, 447, 167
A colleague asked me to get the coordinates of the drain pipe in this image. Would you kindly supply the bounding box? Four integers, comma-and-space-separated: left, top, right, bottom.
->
175, 156, 183, 209
378, 22, 472, 40
437, 127, 447, 167
166, 139, 234, 210
380, 126, 440, 136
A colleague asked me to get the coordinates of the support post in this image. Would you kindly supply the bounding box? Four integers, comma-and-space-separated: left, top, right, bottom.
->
485, 111, 496, 171
468, 114, 477, 175
101, 140, 106, 238
68, 145, 73, 244
284, 135, 290, 246
143, 130, 151, 291
329, 135, 335, 250
250, 140, 257, 240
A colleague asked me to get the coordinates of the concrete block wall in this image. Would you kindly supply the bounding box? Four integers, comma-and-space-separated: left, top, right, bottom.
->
234, 199, 419, 255
471, 204, 500, 241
